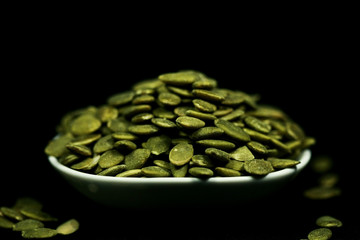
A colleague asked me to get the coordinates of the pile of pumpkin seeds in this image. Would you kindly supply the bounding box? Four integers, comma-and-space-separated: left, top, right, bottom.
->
45, 70, 315, 178
0, 197, 79, 238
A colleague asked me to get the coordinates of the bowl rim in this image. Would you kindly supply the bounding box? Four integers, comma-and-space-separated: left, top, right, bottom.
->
48, 149, 311, 184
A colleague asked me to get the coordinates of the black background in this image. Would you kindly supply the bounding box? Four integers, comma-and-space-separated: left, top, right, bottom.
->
1, 17, 359, 239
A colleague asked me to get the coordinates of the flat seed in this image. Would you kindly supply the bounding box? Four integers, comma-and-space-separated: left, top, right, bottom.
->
304, 187, 341, 200
0, 207, 24, 221
66, 143, 92, 156
185, 110, 216, 121
0, 216, 14, 229
243, 128, 271, 142
142, 166, 171, 177
244, 159, 274, 175
191, 154, 215, 168
132, 94, 155, 105
13, 219, 44, 231
214, 119, 250, 142
192, 77, 217, 89
97, 105, 118, 122
225, 160, 244, 171
196, 139, 236, 151
97, 164, 126, 176
267, 157, 300, 169
71, 134, 102, 145
308, 228, 332, 240
167, 86, 194, 97
20, 208, 57, 222
143, 135, 172, 155
230, 146, 255, 161
318, 173, 339, 188
70, 114, 101, 135
153, 107, 176, 119
128, 124, 159, 135
193, 99, 217, 112
316, 215, 343, 228
112, 132, 138, 141
71, 155, 100, 171
269, 138, 291, 153
220, 108, 245, 121
247, 141, 268, 155
215, 167, 241, 177
131, 113, 154, 123
170, 163, 188, 177
114, 140, 137, 152
121, 104, 152, 118
45, 135, 73, 157
13, 197, 43, 211
21, 228, 58, 239
189, 167, 214, 178
169, 143, 194, 166
192, 89, 225, 102
151, 118, 177, 128
93, 135, 115, 154
244, 116, 272, 134
205, 148, 231, 163
176, 116, 205, 130
191, 127, 224, 140
107, 118, 129, 132
107, 91, 135, 106
98, 150, 124, 168
158, 71, 199, 85
153, 160, 171, 169
59, 154, 80, 166
56, 218, 80, 235
125, 148, 151, 170
158, 92, 182, 106
116, 169, 143, 177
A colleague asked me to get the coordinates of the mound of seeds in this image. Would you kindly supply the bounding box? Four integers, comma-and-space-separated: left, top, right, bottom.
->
0, 197, 79, 239
45, 70, 315, 178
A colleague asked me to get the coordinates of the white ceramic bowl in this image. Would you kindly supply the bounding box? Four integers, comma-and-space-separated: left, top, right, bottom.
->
48, 149, 311, 208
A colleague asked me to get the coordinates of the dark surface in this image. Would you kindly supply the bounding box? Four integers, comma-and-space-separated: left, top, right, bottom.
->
1, 31, 358, 239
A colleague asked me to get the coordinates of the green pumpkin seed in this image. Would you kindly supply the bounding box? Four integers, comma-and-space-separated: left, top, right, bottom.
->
98, 150, 124, 168
214, 119, 250, 142
316, 215, 342, 228
142, 166, 171, 177
230, 146, 255, 161
244, 159, 274, 175
267, 157, 300, 169
193, 99, 217, 112
304, 186, 341, 200
170, 163, 189, 177
143, 135, 172, 155
125, 148, 151, 170
169, 143, 194, 166
131, 113, 154, 123
107, 91, 135, 106
225, 160, 244, 171
189, 167, 214, 178
176, 116, 205, 130
20, 208, 57, 222
13, 219, 44, 231
158, 71, 199, 85
192, 89, 225, 102
308, 228, 332, 240
205, 148, 231, 163
56, 218, 80, 235
97, 105, 118, 122
66, 143, 92, 156
158, 92, 182, 106
128, 124, 159, 135
114, 140, 137, 152
97, 164, 126, 176
244, 116, 272, 134
215, 167, 241, 177
185, 110, 217, 121
247, 141, 268, 155
196, 139, 236, 151
132, 94, 155, 105
70, 114, 101, 135
93, 135, 115, 154
21, 227, 58, 239
151, 118, 177, 128
45, 135, 72, 157
0, 207, 24, 221
191, 154, 215, 168
116, 169, 143, 177
191, 127, 224, 140
112, 132, 138, 141
71, 156, 100, 171
0, 216, 15, 229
